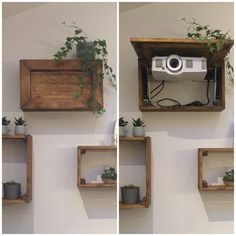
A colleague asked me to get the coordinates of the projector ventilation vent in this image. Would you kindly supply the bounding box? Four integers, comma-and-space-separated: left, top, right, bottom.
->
186, 60, 193, 68
202, 59, 207, 70
155, 59, 163, 68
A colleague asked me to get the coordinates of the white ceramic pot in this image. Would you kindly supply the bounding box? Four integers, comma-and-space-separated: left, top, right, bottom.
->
2, 126, 8, 135
133, 127, 145, 137
15, 125, 26, 135
119, 127, 125, 137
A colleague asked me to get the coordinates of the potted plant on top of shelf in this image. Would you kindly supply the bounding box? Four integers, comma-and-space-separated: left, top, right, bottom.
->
132, 118, 145, 137
119, 117, 128, 137
14, 117, 27, 135
121, 184, 140, 204
2, 116, 10, 135
223, 169, 234, 187
3, 181, 21, 200
101, 167, 117, 184
53, 21, 116, 116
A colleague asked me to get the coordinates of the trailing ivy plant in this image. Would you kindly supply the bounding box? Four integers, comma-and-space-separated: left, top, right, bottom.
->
182, 18, 234, 82
53, 21, 116, 115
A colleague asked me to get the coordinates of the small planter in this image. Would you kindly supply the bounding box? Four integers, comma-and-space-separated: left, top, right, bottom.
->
121, 186, 140, 204
102, 178, 116, 184
2, 126, 8, 135
15, 125, 26, 135
119, 127, 126, 137
3, 182, 21, 200
133, 127, 145, 137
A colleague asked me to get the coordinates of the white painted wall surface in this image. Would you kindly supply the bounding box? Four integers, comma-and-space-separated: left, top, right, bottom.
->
2, 2, 117, 234
119, 2, 234, 234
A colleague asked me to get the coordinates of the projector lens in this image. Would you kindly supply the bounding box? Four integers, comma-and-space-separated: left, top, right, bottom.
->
169, 58, 179, 68
167, 55, 182, 72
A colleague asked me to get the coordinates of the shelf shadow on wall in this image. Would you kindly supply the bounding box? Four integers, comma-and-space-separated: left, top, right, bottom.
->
142, 113, 233, 140
200, 191, 234, 222
80, 189, 117, 219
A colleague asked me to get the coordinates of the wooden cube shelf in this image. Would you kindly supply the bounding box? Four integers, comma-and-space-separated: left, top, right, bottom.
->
20, 59, 103, 111
119, 136, 151, 208
198, 148, 234, 191
130, 38, 234, 112
77, 145, 117, 189
2, 135, 32, 204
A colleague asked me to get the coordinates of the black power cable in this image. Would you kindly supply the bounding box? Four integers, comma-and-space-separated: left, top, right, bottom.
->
150, 78, 211, 107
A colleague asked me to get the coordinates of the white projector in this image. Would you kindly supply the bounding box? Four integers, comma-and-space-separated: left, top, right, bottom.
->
151, 55, 207, 81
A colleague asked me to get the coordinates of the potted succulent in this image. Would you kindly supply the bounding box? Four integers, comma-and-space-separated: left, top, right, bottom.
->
132, 118, 145, 137
53, 21, 116, 115
121, 185, 140, 204
101, 167, 117, 184
3, 181, 21, 200
119, 117, 128, 137
2, 116, 10, 135
223, 169, 234, 187
14, 117, 27, 135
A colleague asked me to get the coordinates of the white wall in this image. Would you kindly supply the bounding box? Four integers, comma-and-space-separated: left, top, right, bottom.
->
2, 2, 117, 234
119, 2, 234, 234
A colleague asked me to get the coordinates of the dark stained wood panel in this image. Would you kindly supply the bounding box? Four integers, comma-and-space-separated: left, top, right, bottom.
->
130, 38, 234, 65
20, 59, 103, 111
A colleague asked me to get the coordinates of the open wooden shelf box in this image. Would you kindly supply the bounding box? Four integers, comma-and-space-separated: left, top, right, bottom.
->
198, 148, 234, 191
77, 145, 117, 189
20, 59, 103, 111
2, 135, 32, 204
130, 38, 234, 112
119, 136, 151, 209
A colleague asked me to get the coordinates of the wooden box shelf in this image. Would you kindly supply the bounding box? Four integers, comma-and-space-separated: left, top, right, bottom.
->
2, 135, 32, 204
119, 202, 145, 209
77, 145, 117, 189
198, 148, 234, 191
119, 136, 151, 208
130, 38, 234, 112
20, 59, 103, 111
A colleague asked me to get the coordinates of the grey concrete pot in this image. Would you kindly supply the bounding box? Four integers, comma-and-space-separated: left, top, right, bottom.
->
15, 125, 26, 135
119, 127, 126, 137
3, 183, 21, 199
2, 125, 8, 135
133, 127, 145, 137
121, 187, 140, 204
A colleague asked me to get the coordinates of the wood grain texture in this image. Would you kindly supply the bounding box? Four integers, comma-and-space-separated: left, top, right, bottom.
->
2, 134, 27, 139
120, 136, 151, 208
145, 136, 151, 207
79, 183, 117, 188
26, 135, 32, 202
119, 202, 146, 209
77, 145, 117, 189
130, 38, 233, 64
119, 136, 146, 141
2, 199, 28, 205
2, 135, 33, 204
20, 59, 103, 111
198, 147, 234, 191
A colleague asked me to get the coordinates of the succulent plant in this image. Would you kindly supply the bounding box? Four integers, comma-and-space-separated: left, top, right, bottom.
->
101, 167, 117, 181
119, 117, 128, 127
223, 169, 234, 182
2, 116, 10, 126
14, 117, 27, 126
132, 118, 145, 127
